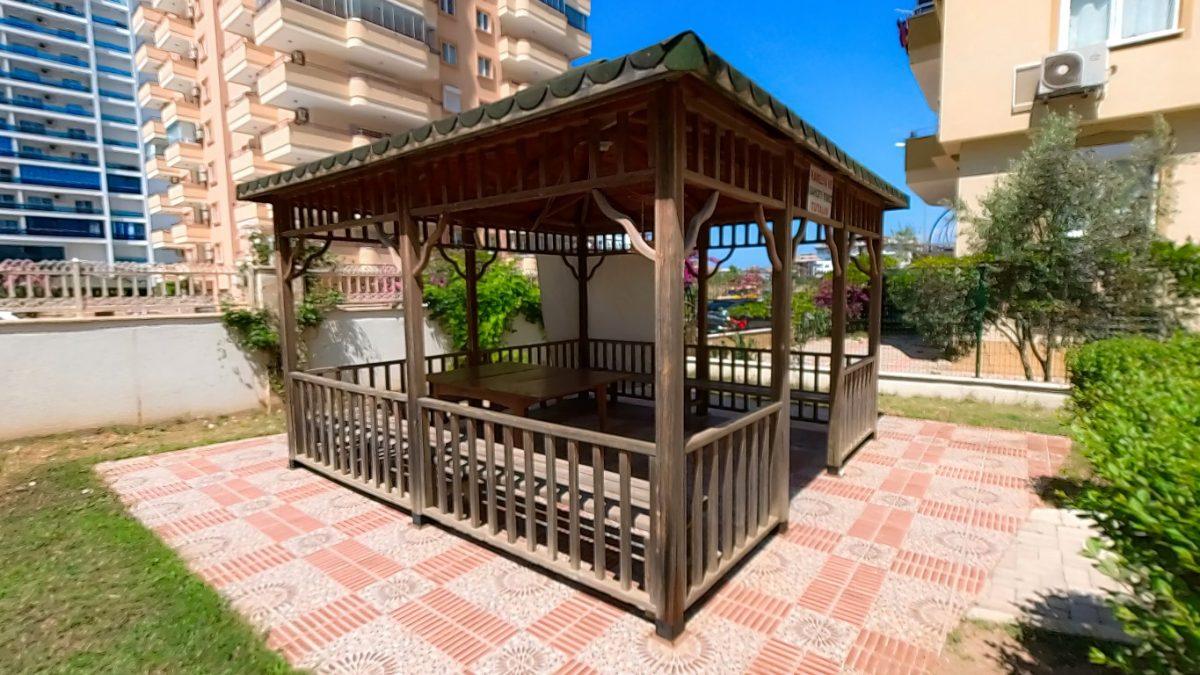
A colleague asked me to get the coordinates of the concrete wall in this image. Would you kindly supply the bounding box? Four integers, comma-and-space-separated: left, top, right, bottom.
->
0, 308, 543, 441
537, 253, 656, 343
0, 315, 266, 441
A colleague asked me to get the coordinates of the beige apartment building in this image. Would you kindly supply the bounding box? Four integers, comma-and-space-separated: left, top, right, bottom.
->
904, 0, 1200, 254
135, 0, 590, 264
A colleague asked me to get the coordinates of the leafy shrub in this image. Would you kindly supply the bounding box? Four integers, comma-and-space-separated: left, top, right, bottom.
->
792, 291, 830, 345
728, 300, 770, 320
1151, 240, 1200, 299
888, 255, 984, 359
221, 285, 342, 392
815, 278, 868, 323
424, 256, 542, 351
1065, 333, 1200, 672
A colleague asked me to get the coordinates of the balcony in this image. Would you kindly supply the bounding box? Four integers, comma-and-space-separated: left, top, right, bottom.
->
222, 39, 275, 86
230, 146, 286, 182
165, 180, 206, 206
253, 0, 438, 82
132, 5, 164, 40
498, 36, 568, 84
153, 13, 194, 57
261, 122, 354, 164
145, 154, 187, 180
157, 57, 198, 93
234, 201, 271, 232
228, 94, 281, 134
148, 193, 189, 217
498, 0, 590, 60
258, 60, 434, 131
905, 0, 942, 111
904, 133, 956, 205
163, 140, 203, 169
218, 0, 256, 38
137, 81, 177, 109
160, 98, 200, 127
169, 221, 210, 245
149, 0, 191, 19
135, 43, 169, 73
141, 118, 167, 144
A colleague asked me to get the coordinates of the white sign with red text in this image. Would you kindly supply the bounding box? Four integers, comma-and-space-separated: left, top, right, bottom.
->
807, 166, 834, 219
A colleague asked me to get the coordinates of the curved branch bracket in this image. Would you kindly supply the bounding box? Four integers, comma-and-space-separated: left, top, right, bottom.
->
414, 213, 449, 277
683, 190, 720, 253
753, 204, 783, 272
286, 235, 333, 281
591, 189, 656, 262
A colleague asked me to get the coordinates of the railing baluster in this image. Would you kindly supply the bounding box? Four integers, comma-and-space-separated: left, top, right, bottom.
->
567, 440, 580, 570
618, 451, 632, 591
504, 426, 517, 543
450, 411, 463, 519
523, 430, 537, 552
433, 411, 447, 511
592, 444, 605, 580
544, 433, 558, 561
467, 416, 480, 526
485, 422, 498, 534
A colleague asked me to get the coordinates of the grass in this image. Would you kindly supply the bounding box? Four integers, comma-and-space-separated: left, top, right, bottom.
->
0, 410, 295, 674
937, 619, 1117, 674
879, 393, 1069, 436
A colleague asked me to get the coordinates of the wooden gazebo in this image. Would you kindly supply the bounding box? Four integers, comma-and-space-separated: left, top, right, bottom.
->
239, 32, 907, 638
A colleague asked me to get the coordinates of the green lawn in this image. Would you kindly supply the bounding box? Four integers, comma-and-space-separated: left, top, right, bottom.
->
0, 411, 296, 674
879, 393, 1069, 436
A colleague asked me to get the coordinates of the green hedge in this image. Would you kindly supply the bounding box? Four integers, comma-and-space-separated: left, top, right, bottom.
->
1065, 333, 1200, 672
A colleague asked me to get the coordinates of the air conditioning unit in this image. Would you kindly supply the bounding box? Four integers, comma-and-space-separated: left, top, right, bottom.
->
293, 107, 310, 125
1037, 43, 1108, 99
291, 50, 306, 66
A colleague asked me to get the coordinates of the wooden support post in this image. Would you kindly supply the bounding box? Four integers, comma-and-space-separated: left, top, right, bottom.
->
650, 86, 688, 640
826, 226, 850, 472
770, 162, 795, 528
694, 226, 709, 416
273, 216, 301, 469
464, 243, 480, 366
576, 219, 590, 369
397, 184, 431, 526
866, 235, 883, 439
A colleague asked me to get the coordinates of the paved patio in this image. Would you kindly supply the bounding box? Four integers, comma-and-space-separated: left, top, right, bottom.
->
99, 417, 1069, 674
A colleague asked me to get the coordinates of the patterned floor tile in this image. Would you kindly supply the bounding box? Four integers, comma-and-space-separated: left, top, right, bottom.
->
99, 416, 1069, 675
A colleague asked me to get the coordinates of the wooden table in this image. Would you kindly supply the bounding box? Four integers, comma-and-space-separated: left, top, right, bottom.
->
427, 362, 626, 428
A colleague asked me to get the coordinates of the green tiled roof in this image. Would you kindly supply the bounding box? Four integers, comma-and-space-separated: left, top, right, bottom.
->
237, 31, 908, 208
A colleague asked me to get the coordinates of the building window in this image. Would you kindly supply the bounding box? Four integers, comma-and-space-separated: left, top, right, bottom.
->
441, 41, 458, 65
439, 0, 455, 16
476, 10, 491, 32
443, 85, 462, 113
1064, 0, 1179, 48
477, 56, 493, 79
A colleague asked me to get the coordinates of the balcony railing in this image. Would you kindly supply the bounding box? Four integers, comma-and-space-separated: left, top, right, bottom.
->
0, 43, 88, 67
0, 95, 90, 117
0, 148, 98, 167
535, 0, 588, 32
14, 0, 85, 17
97, 64, 133, 78
0, 120, 95, 141
0, 201, 105, 215
0, 17, 85, 41
262, 0, 436, 48
94, 39, 130, 53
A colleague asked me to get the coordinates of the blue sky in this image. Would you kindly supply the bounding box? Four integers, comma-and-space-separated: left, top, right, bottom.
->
583, 0, 946, 267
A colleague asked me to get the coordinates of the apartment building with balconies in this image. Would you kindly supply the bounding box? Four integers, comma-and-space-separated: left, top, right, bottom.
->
136, 0, 590, 264
0, 0, 152, 262
902, 0, 1200, 254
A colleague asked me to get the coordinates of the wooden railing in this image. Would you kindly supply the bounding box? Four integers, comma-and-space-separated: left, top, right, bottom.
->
305, 339, 854, 427
683, 401, 784, 604
289, 339, 879, 630
420, 396, 658, 610
828, 355, 879, 468
289, 372, 414, 503
0, 259, 242, 317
